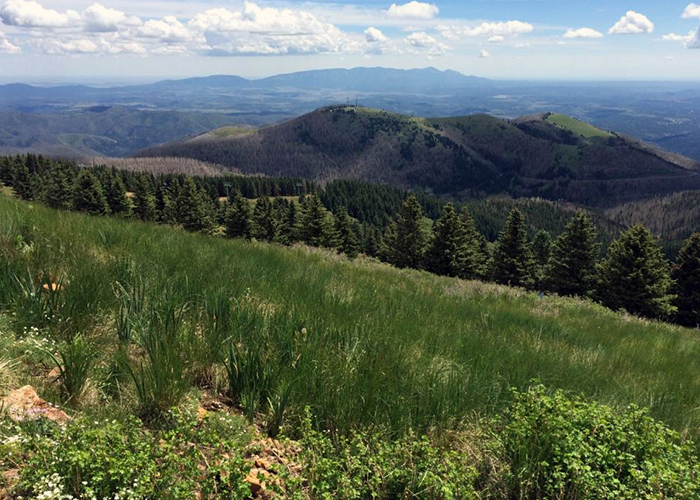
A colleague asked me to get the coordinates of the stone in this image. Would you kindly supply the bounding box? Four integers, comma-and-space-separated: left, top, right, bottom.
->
0, 386, 69, 425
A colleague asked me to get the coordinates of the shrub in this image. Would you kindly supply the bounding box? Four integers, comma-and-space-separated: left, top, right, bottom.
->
274, 411, 483, 500
501, 385, 699, 500
11, 411, 251, 500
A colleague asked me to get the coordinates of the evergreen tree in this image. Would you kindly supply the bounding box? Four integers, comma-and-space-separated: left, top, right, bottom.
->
177, 177, 214, 233
382, 195, 428, 269
490, 208, 535, 288
531, 230, 552, 290
334, 206, 360, 259
672, 233, 700, 327
225, 190, 251, 239
300, 195, 337, 248
597, 224, 676, 319
72, 169, 109, 215
12, 160, 34, 200
426, 203, 470, 277
106, 169, 131, 216
42, 161, 74, 210
547, 212, 599, 297
460, 208, 489, 280
361, 225, 380, 257
133, 175, 157, 222
250, 195, 278, 242
156, 181, 179, 225
282, 201, 301, 245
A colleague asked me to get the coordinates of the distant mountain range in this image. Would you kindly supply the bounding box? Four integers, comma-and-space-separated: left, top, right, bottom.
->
0, 68, 486, 100
0, 106, 248, 157
136, 106, 700, 207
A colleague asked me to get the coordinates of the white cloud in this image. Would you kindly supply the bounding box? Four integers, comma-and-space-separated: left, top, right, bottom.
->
364, 26, 387, 43
563, 28, 604, 39
188, 2, 351, 55
386, 2, 438, 20
479, 49, 490, 58
437, 20, 533, 41
83, 3, 141, 32
140, 16, 195, 43
682, 3, 700, 19
405, 31, 448, 54
0, 0, 79, 28
662, 32, 691, 42
513, 42, 530, 49
686, 28, 700, 48
488, 35, 504, 43
0, 31, 20, 53
608, 11, 654, 34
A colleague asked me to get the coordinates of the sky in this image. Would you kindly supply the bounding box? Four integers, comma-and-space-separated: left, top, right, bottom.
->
0, 0, 698, 82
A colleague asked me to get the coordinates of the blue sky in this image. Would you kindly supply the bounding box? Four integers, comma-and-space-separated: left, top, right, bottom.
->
0, 0, 698, 82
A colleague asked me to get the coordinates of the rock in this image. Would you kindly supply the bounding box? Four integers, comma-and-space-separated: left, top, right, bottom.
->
197, 406, 208, 422
0, 386, 69, 425
245, 468, 270, 497
47, 366, 61, 383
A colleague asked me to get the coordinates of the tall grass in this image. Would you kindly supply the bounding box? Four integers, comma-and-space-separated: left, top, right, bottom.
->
1, 195, 700, 446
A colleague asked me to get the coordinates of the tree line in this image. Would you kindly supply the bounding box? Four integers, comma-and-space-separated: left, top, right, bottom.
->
1, 154, 698, 328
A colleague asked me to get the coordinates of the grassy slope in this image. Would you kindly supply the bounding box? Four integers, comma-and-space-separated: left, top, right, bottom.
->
1, 194, 699, 444
545, 113, 613, 139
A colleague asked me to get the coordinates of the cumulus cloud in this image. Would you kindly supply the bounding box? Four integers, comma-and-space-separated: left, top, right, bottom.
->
0, 0, 79, 27
479, 49, 490, 58
0, 31, 20, 53
682, 3, 700, 19
405, 31, 448, 54
365, 26, 387, 43
188, 2, 352, 56
0, 0, 400, 57
140, 16, 195, 43
685, 28, 700, 48
437, 20, 533, 41
83, 3, 141, 32
563, 27, 604, 39
662, 32, 691, 42
488, 35, 504, 43
608, 11, 654, 34
387, 2, 438, 20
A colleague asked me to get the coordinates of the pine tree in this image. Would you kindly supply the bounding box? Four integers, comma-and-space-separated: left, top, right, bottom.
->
547, 212, 599, 297
382, 195, 428, 269
177, 178, 214, 233
12, 160, 34, 200
106, 169, 131, 216
672, 233, 700, 327
250, 195, 278, 242
42, 161, 74, 210
334, 206, 360, 259
531, 230, 552, 290
490, 208, 535, 288
282, 201, 301, 244
460, 208, 489, 280
72, 169, 109, 215
225, 190, 251, 239
156, 181, 179, 225
133, 175, 157, 222
426, 203, 470, 277
362, 225, 380, 257
596, 224, 676, 319
300, 195, 337, 248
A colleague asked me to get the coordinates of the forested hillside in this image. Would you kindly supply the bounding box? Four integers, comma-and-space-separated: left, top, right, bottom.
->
136, 106, 700, 206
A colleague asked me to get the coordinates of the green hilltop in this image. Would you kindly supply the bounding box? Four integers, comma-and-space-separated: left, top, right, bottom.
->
137, 105, 700, 207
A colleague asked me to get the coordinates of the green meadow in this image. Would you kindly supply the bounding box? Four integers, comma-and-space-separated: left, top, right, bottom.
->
1, 193, 699, 442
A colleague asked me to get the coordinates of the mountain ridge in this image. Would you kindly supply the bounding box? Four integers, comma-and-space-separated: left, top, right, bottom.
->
135, 105, 700, 207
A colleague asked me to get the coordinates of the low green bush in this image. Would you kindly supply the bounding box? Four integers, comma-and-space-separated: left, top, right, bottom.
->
4, 410, 251, 500
274, 412, 486, 500
501, 385, 699, 500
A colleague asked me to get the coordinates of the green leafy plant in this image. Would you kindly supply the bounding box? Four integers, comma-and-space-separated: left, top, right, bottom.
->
501, 385, 699, 500
46, 333, 95, 405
